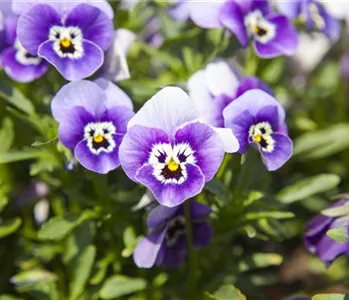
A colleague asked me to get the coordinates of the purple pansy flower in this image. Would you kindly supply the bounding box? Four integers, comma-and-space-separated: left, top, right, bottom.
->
16, 1, 114, 81
51, 79, 134, 174
0, 3, 48, 82
188, 60, 273, 128
119, 87, 239, 207
133, 201, 212, 268
220, 0, 298, 58
276, 0, 340, 41
304, 199, 349, 267
223, 89, 293, 171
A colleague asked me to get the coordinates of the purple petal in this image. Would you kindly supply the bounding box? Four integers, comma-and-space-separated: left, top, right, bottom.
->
127, 87, 200, 138
223, 89, 286, 130
17, 4, 60, 54
254, 14, 298, 58
160, 235, 187, 268
74, 137, 121, 174
64, 3, 113, 51
94, 78, 134, 110
251, 0, 272, 15
99, 106, 135, 134
224, 109, 254, 154
58, 106, 94, 149
255, 105, 280, 132
175, 122, 225, 182
189, 201, 212, 219
135, 164, 205, 207
235, 76, 274, 98
51, 80, 107, 123
260, 133, 293, 171
275, 0, 301, 19
4, 16, 18, 46
147, 205, 179, 229
321, 8, 341, 41
133, 228, 167, 268
38, 39, 104, 81
1, 47, 48, 83
187, 2, 224, 29
168, 2, 191, 21
220, 1, 249, 47
193, 222, 213, 249
119, 125, 170, 182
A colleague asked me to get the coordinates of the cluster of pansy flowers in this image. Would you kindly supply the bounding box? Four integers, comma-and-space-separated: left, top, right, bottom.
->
0, 0, 346, 269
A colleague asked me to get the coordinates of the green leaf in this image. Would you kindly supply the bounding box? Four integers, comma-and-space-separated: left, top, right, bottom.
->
312, 294, 349, 300
322, 203, 349, 217
10, 269, 57, 286
38, 211, 96, 241
327, 227, 349, 243
0, 118, 14, 153
69, 245, 96, 300
31, 137, 58, 148
245, 211, 294, 220
0, 150, 44, 164
294, 124, 349, 159
0, 195, 8, 214
207, 285, 246, 300
277, 174, 341, 204
0, 218, 22, 238
238, 253, 283, 272
99, 275, 146, 299
205, 179, 227, 202
0, 295, 25, 300
122, 226, 138, 258
0, 83, 35, 115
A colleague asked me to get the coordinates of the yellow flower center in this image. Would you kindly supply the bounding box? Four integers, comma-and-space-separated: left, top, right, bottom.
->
167, 159, 179, 171
93, 135, 104, 143
254, 135, 262, 143
60, 38, 72, 48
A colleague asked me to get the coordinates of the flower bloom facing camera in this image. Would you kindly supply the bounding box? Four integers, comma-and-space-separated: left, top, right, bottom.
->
16, 1, 114, 80
119, 87, 239, 207
276, 0, 340, 41
220, 0, 298, 58
188, 59, 273, 128
133, 201, 212, 268
304, 199, 349, 266
223, 89, 293, 171
51, 79, 134, 174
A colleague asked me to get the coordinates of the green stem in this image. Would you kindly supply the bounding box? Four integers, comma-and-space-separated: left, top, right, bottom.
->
216, 154, 231, 180
184, 200, 198, 298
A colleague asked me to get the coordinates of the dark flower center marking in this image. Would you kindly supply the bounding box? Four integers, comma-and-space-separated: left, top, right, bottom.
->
165, 216, 186, 247
244, 10, 276, 44
14, 40, 42, 66
84, 122, 116, 155
149, 143, 196, 185
249, 122, 275, 153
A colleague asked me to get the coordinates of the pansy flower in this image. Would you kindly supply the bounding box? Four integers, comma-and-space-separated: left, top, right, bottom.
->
304, 199, 349, 267
220, 0, 298, 58
51, 79, 134, 174
223, 89, 292, 171
276, 0, 340, 41
16, 1, 114, 81
133, 201, 212, 268
119, 87, 239, 207
188, 60, 273, 128
0, 3, 48, 82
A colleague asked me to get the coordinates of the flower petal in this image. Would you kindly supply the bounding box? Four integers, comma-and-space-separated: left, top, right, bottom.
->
99, 106, 135, 134
188, 1, 224, 28
135, 164, 205, 207
64, 3, 113, 51
38, 39, 104, 81
133, 227, 167, 268
127, 87, 200, 138
1, 47, 48, 83
119, 125, 170, 182
94, 78, 134, 110
51, 80, 107, 123
17, 4, 60, 54
235, 76, 274, 98
259, 133, 293, 171
193, 222, 213, 249
189, 201, 212, 219
175, 122, 225, 182
212, 127, 240, 153
147, 205, 179, 229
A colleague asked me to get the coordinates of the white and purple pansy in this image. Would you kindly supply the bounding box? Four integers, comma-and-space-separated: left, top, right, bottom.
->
220, 0, 298, 58
16, 1, 114, 81
119, 87, 239, 207
0, 3, 48, 83
223, 89, 293, 171
188, 59, 273, 128
51, 79, 135, 174
133, 201, 212, 268
276, 0, 340, 41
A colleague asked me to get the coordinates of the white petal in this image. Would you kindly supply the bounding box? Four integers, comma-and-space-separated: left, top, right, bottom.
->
128, 87, 200, 137
205, 59, 240, 98
114, 28, 136, 54
94, 78, 134, 110
213, 127, 240, 153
